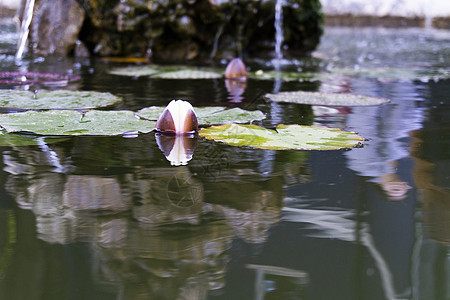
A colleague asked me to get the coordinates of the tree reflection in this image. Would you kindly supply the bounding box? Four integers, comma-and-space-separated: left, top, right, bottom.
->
0, 135, 311, 298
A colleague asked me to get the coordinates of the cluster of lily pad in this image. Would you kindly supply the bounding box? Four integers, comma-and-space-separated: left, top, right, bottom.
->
6, 59, 424, 150
108, 64, 450, 82
1, 48, 446, 159
0, 89, 368, 150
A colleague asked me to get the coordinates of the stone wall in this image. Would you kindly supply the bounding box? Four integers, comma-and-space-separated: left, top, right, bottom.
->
14, 0, 323, 62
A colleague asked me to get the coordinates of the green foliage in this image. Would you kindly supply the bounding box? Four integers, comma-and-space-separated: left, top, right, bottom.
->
0, 110, 155, 136
136, 106, 266, 125
199, 123, 364, 150
0, 90, 122, 109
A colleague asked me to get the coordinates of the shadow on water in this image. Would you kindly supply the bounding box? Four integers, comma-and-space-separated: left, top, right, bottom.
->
0, 17, 450, 300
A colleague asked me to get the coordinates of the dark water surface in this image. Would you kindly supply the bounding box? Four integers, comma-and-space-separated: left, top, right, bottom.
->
0, 19, 449, 299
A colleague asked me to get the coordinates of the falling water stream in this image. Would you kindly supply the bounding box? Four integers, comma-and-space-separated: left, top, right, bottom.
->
272, 0, 284, 93
15, 0, 34, 61
274, 0, 284, 63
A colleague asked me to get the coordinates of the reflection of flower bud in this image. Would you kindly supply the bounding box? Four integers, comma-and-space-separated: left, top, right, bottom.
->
225, 58, 247, 81
156, 133, 197, 166
156, 100, 198, 134
225, 79, 246, 103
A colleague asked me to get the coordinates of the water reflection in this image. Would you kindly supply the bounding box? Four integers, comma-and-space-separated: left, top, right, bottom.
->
155, 133, 197, 166
224, 78, 246, 103
1, 135, 312, 298
409, 86, 450, 298
91, 219, 233, 298
283, 191, 416, 299
246, 264, 308, 299
344, 78, 424, 201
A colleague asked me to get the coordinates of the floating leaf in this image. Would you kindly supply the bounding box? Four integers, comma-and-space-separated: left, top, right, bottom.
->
0, 110, 155, 136
248, 70, 319, 82
109, 65, 222, 79
199, 123, 364, 150
108, 65, 160, 77
0, 90, 122, 110
79, 110, 155, 135
331, 67, 450, 82
152, 69, 222, 79
197, 107, 265, 125
136, 106, 265, 125
100, 57, 150, 63
265, 91, 389, 106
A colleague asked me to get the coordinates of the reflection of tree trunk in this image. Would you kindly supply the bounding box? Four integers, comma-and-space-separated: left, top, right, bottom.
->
0, 209, 46, 300
410, 130, 450, 245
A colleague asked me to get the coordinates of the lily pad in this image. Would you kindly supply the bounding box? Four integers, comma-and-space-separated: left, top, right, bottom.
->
136, 106, 265, 125
100, 57, 150, 63
0, 90, 122, 110
152, 70, 222, 79
109, 65, 160, 77
199, 123, 364, 150
109, 65, 223, 79
331, 67, 450, 82
248, 70, 319, 82
0, 110, 155, 136
265, 91, 389, 106
197, 107, 265, 125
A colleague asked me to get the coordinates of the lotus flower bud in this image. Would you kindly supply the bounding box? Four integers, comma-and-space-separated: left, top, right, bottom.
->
156, 134, 197, 166
155, 100, 198, 134
225, 58, 247, 82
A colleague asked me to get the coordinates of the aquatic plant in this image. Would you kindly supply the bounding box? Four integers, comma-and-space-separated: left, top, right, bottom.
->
0, 93, 365, 151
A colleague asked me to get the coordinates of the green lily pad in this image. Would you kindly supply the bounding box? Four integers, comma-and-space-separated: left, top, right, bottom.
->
265, 91, 389, 106
109, 65, 160, 77
199, 123, 364, 150
248, 70, 319, 82
152, 70, 222, 79
0, 104, 264, 137
109, 65, 223, 79
0, 90, 122, 110
136, 106, 265, 125
0, 110, 155, 136
331, 67, 450, 82
198, 107, 265, 125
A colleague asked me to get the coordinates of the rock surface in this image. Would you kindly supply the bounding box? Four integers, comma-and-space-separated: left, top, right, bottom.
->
30, 0, 85, 55
18, 0, 323, 61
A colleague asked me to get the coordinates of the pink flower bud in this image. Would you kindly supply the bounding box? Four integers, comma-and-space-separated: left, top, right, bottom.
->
225, 58, 247, 82
155, 100, 198, 134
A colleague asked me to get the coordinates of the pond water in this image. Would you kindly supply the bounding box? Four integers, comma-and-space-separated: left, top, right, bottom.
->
0, 18, 449, 299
